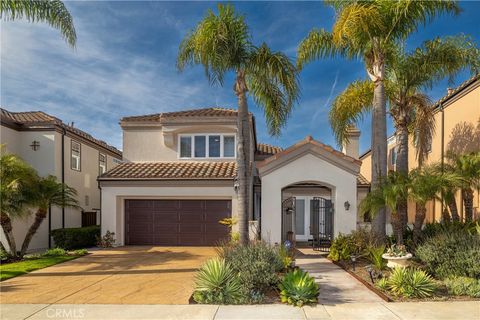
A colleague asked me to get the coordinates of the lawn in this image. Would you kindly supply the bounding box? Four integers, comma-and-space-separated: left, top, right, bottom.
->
1, 255, 79, 281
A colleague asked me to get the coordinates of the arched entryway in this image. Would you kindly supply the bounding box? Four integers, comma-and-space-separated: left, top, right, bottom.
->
281, 182, 334, 250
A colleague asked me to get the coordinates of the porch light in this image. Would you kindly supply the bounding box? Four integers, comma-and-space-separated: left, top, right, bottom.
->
30, 140, 40, 151
344, 201, 350, 211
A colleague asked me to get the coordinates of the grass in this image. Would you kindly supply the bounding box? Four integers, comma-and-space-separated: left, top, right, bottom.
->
0, 255, 79, 281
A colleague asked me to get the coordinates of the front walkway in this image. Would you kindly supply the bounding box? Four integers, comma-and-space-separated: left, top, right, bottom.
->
2, 301, 479, 319
295, 248, 382, 304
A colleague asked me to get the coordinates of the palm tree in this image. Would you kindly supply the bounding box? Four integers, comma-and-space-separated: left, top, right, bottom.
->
444, 152, 480, 222
177, 4, 299, 244
1, 0, 76, 47
408, 166, 459, 243
329, 36, 479, 230
20, 175, 79, 257
360, 171, 409, 244
297, 0, 460, 239
0, 148, 37, 258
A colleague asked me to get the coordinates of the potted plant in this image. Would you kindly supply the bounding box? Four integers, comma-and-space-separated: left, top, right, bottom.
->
382, 244, 412, 268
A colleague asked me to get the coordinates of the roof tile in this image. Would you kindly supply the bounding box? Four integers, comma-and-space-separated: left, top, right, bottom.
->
121, 107, 238, 122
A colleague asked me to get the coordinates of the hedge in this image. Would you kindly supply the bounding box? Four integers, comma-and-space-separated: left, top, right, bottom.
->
51, 225, 100, 250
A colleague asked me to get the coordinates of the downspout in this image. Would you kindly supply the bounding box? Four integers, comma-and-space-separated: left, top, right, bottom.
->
440, 103, 445, 222
48, 205, 52, 248
61, 128, 66, 229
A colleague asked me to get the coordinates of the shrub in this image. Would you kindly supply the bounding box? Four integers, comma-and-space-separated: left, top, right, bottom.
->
444, 277, 480, 298
72, 248, 88, 256
218, 241, 283, 302
0, 248, 9, 261
97, 230, 115, 248
381, 268, 436, 298
416, 231, 480, 279
422, 221, 478, 240
367, 245, 386, 270
51, 226, 100, 250
278, 245, 295, 270
193, 258, 243, 304
279, 269, 319, 307
327, 234, 354, 262
44, 248, 67, 257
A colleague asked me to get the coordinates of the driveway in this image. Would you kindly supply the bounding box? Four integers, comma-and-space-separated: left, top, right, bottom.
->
0, 246, 216, 304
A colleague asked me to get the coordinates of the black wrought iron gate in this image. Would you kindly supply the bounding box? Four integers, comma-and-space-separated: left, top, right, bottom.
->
310, 197, 334, 251
281, 197, 296, 244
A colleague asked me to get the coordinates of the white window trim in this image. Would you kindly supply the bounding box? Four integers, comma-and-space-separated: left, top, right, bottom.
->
99, 153, 107, 174
178, 133, 236, 159
71, 140, 81, 171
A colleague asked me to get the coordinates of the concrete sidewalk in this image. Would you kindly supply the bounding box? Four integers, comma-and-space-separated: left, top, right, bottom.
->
1, 301, 479, 320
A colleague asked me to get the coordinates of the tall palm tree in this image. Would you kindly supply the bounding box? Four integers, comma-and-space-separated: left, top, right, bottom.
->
360, 171, 409, 244
1, 0, 76, 47
444, 152, 480, 222
0, 148, 37, 258
329, 36, 479, 231
177, 4, 299, 243
297, 0, 460, 239
408, 166, 459, 243
20, 175, 79, 257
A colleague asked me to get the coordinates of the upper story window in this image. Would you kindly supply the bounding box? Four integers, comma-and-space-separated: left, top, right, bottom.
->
99, 153, 107, 174
390, 147, 397, 166
71, 141, 81, 171
179, 134, 236, 159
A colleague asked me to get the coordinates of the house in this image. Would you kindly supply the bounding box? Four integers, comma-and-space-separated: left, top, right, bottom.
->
360, 74, 480, 223
0, 108, 123, 251
99, 107, 370, 246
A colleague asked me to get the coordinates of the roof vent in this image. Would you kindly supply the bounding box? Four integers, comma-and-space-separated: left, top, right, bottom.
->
447, 88, 454, 95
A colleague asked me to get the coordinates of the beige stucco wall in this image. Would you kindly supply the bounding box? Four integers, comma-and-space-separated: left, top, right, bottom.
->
100, 183, 238, 246
0, 125, 121, 252
260, 153, 358, 244
360, 80, 480, 223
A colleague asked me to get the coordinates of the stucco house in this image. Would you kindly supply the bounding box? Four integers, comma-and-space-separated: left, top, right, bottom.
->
99, 108, 370, 247
0, 108, 123, 251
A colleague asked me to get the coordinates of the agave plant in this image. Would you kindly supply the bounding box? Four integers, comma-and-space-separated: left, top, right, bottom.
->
193, 258, 243, 304
279, 269, 319, 307
387, 267, 436, 298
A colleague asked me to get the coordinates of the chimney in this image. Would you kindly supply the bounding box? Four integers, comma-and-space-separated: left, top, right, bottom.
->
342, 125, 361, 159
447, 88, 454, 95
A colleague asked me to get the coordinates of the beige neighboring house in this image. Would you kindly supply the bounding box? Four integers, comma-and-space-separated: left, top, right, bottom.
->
360, 75, 480, 224
0, 108, 122, 252
99, 107, 369, 247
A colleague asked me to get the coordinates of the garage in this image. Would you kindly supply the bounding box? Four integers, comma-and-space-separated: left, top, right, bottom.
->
125, 199, 231, 246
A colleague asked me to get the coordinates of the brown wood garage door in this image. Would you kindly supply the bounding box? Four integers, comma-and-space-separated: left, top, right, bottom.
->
125, 199, 231, 246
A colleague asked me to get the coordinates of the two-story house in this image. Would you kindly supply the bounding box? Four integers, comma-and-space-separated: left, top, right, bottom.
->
1, 108, 122, 251
99, 107, 370, 247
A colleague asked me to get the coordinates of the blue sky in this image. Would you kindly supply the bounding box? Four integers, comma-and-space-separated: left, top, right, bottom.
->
2, 1, 479, 154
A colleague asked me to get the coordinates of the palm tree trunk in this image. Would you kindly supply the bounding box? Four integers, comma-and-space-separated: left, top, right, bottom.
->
235, 70, 250, 244
441, 207, 451, 223
462, 188, 474, 222
369, 58, 388, 241
448, 196, 460, 222
0, 211, 17, 257
395, 122, 409, 230
20, 208, 48, 257
413, 204, 427, 244
391, 212, 404, 245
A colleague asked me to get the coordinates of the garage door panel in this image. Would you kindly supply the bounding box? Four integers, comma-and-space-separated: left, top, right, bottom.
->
126, 199, 231, 246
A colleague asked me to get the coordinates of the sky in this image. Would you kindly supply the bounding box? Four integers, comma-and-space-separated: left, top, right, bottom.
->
2, 1, 480, 154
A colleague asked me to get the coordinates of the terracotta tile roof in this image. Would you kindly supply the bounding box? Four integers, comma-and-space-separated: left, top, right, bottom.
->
1, 108, 122, 156
256, 143, 283, 156
433, 74, 479, 109
258, 135, 362, 168
357, 174, 370, 186
122, 107, 239, 122
99, 161, 237, 180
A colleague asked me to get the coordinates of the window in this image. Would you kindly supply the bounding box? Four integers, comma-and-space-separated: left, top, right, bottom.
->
179, 134, 236, 158
71, 141, 81, 171
99, 153, 107, 174
390, 148, 397, 166
180, 136, 192, 158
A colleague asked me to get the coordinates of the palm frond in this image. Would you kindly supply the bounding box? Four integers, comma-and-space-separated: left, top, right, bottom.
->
409, 93, 435, 165
1, 0, 76, 47
329, 79, 373, 146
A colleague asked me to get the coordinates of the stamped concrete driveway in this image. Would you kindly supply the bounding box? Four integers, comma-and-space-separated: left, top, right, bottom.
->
0, 246, 216, 304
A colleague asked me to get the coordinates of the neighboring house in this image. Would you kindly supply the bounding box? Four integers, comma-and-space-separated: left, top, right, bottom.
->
360, 74, 480, 223
0, 108, 122, 251
99, 107, 370, 246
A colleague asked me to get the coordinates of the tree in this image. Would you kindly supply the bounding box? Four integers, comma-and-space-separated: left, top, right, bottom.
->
408, 166, 459, 243
444, 152, 480, 222
360, 171, 409, 244
329, 36, 479, 230
0, 148, 37, 258
177, 4, 299, 244
20, 175, 79, 257
297, 0, 460, 239
0, 0, 76, 47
